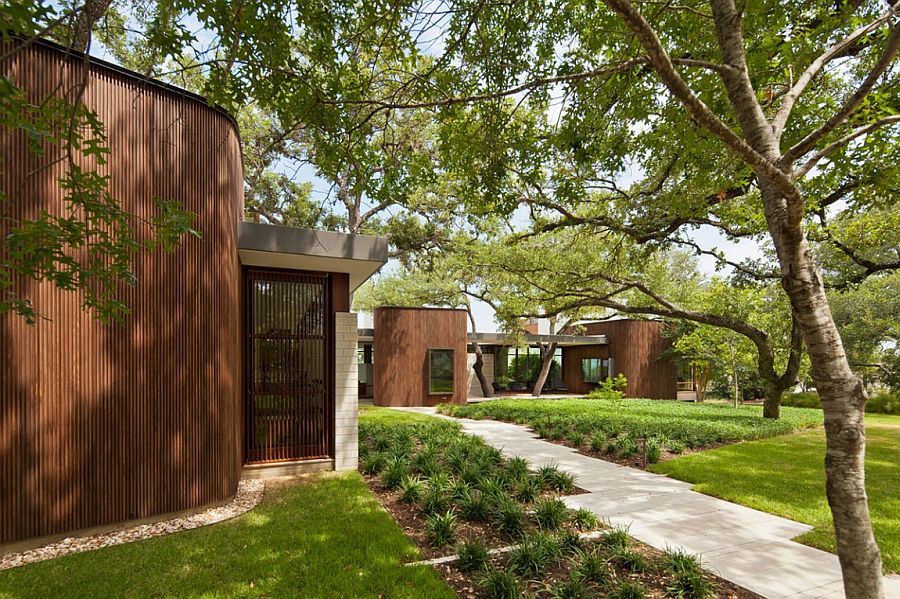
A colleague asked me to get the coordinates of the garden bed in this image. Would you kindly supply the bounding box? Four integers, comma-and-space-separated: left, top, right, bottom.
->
359, 416, 762, 598
437, 399, 822, 469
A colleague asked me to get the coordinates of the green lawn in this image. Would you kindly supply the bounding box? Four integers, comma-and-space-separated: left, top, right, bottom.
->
650, 414, 900, 574
439, 398, 822, 450
359, 404, 442, 425
0, 472, 453, 598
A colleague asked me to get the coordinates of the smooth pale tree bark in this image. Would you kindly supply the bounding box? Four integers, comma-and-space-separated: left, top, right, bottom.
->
464, 298, 493, 398
70, 0, 113, 51
532, 341, 558, 396
598, 0, 888, 592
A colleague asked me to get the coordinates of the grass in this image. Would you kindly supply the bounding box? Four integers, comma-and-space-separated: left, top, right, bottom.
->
0, 473, 453, 598
359, 403, 441, 425
650, 413, 900, 574
439, 398, 822, 451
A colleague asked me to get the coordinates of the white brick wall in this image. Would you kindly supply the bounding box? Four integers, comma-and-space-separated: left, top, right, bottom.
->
334, 312, 359, 471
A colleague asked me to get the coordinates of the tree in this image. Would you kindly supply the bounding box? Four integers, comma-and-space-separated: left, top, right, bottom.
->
1, 2, 198, 323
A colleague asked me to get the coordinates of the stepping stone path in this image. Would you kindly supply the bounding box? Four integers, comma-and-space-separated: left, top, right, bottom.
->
395, 407, 900, 599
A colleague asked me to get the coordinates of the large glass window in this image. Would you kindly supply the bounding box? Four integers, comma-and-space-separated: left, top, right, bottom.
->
581, 357, 610, 383
429, 349, 455, 394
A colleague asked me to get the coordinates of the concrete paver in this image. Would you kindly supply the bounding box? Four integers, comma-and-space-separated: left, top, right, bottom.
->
394, 407, 900, 598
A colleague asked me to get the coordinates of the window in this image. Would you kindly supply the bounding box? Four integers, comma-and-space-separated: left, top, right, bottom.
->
581, 358, 609, 383
429, 349, 455, 394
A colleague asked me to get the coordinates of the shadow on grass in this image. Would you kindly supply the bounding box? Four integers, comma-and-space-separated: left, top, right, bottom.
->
0, 473, 454, 599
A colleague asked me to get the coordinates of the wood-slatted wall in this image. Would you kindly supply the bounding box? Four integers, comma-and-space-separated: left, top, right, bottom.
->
579, 320, 677, 399
373, 307, 468, 407
0, 41, 243, 545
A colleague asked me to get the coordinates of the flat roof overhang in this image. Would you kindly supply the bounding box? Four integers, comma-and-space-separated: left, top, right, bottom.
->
469, 331, 607, 346
238, 222, 388, 291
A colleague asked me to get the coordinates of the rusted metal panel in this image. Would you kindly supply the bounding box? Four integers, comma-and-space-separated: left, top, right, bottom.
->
575, 320, 677, 399
373, 307, 468, 407
0, 41, 243, 545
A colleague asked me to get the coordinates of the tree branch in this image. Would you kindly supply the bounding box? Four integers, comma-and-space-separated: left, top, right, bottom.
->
795, 115, 900, 178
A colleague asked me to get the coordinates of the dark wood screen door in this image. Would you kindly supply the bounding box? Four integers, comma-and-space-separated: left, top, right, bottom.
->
245, 269, 332, 463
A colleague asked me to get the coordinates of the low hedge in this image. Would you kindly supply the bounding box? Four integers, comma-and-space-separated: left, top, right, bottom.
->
782, 391, 899, 414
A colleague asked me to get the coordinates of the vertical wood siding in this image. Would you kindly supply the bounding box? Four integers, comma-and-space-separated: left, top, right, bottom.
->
0, 42, 242, 545
578, 321, 677, 399
561, 345, 611, 395
373, 308, 468, 407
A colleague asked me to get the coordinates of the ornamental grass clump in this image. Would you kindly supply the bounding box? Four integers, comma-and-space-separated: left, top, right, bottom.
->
608, 580, 647, 599
599, 527, 631, 551
608, 545, 647, 573
513, 476, 542, 503
456, 538, 489, 572
589, 432, 607, 452
381, 457, 409, 490
458, 488, 490, 521
421, 486, 450, 516
571, 507, 599, 531
508, 533, 560, 576
360, 451, 387, 475
425, 510, 458, 547
546, 574, 590, 599
533, 497, 568, 530
478, 568, 521, 599
558, 528, 583, 555
398, 476, 425, 503
492, 495, 527, 538
537, 463, 576, 493
577, 548, 611, 585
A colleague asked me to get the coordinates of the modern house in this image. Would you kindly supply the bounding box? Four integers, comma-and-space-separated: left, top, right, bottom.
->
358, 307, 677, 406
1, 40, 384, 547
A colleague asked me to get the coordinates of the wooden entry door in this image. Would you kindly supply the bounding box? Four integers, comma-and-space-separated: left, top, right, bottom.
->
245, 269, 332, 463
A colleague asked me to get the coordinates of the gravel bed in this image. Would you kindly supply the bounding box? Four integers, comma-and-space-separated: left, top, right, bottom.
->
0, 479, 264, 571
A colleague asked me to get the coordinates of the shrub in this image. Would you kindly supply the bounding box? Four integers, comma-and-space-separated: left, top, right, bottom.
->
547, 575, 590, 599
608, 546, 647, 572
513, 477, 542, 503
425, 510, 458, 547
571, 508, 599, 531
456, 538, 489, 572
492, 495, 527, 538
458, 488, 489, 521
577, 549, 610, 585
585, 374, 628, 400
381, 457, 410, 490
589, 432, 606, 453
608, 580, 647, 599
599, 527, 630, 551
508, 533, 560, 576
360, 451, 386, 475
398, 476, 425, 503
533, 497, 568, 530
867, 390, 900, 415
478, 568, 520, 599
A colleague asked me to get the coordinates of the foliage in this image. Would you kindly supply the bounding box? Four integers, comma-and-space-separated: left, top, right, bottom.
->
456, 538, 489, 573
440, 399, 822, 451
508, 533, 561, 577
599, 527, 631, 552
571, 508, 599, 531
546, 575, 590, 599
399, 476, 425, 504
650, 415, 900, 573
576, 549, 611, 585
425, 510, 458, 548
607, 546, 647, 573
491, 495, 527, 539
585, 374, 629, 400
532, 497, 568, 531
608, 580, 647, 599
477, 568, 521, 599
783, 391, 900, 415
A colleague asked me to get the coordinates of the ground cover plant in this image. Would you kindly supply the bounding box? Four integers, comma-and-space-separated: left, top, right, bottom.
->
0, 474, 453, 599
651, 413, 900, 574
359, 407, 758, 597
439, 399, 822, 467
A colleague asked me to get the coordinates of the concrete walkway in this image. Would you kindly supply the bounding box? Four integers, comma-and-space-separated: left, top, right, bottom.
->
396, 407, 900, 599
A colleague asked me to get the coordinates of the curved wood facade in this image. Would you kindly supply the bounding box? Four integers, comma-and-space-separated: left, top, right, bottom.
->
578, 320, 677, 399
1, 41, 243, 545
373, 307, 468, 407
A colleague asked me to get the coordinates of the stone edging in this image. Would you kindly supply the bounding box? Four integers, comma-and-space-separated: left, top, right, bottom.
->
0, 479, 265, 571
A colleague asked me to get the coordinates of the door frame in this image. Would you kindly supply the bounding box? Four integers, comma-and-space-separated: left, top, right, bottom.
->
242, 267, 334, 464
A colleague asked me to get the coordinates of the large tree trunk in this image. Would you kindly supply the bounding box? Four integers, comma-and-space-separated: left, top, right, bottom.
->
761, 184, 882, 597
464, 299, 493, 398
70, 0, 113, 51
762, 381, 782, 419
532, 342, 557, 397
